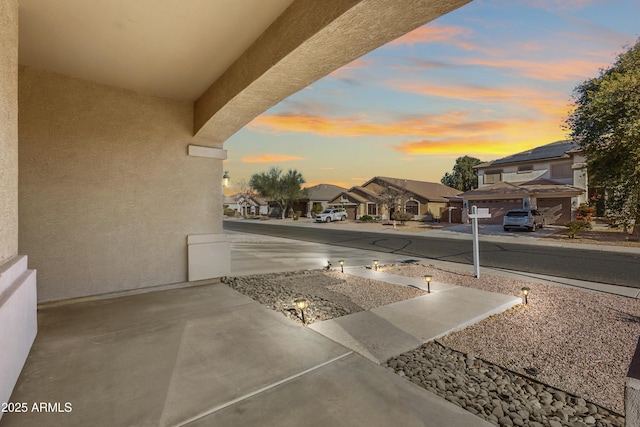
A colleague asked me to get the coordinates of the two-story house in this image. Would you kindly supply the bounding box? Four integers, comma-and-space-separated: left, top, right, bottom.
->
460, 140, 587, 225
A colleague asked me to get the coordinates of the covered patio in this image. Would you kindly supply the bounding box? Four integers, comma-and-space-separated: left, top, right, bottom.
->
1, 0, 471, 419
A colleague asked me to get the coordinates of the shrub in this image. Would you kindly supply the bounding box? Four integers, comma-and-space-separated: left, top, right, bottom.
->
565, 219, 592, 238
392, 211, 414, 224
292, 211, 302, 221
576, 203, 595, 222
359, 215, 374, 222
312, 203, 324, 215
223, 208, 236, 217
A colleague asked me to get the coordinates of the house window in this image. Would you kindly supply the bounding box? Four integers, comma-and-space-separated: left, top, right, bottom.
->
367, 203, 377, 215
405, 200, 419, 216
551, 162, 572, 179
484, 169, 502, 184
517, 165, 533, 173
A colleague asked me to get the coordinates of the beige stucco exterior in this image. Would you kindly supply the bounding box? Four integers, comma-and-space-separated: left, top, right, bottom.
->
0, 0, 18, 265
18, 67, 224, 302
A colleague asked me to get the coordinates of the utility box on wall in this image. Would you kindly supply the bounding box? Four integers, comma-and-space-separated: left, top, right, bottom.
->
187, 234, 231, 281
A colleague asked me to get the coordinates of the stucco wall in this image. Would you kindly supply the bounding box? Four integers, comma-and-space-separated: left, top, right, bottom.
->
0, 0, 19, 265
18, 67, 223, 302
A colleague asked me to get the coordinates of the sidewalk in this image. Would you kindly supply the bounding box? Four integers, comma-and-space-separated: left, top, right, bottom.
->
227, 227, 640, 299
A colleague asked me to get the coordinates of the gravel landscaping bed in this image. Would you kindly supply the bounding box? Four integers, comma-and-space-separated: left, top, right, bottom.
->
222, 270, 425, 325
382, 265, 640, 416
385, 342, 624, 427
222, 265, 639, 425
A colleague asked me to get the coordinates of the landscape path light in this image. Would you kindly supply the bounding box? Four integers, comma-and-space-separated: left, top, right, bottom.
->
294, 298, 309, 324
373, 260, 379, 271
521, 287, 530, 305
424, 275, 432, 293
339, 260, 344, 273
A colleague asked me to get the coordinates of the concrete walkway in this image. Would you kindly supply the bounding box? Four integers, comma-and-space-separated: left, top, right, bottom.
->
310, 268, 520, 363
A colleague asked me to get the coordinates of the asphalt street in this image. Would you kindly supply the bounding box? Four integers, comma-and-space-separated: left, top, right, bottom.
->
223, 220, 640, 288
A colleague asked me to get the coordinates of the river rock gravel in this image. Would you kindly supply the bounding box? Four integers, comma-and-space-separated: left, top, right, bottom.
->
385, 342, 624, 427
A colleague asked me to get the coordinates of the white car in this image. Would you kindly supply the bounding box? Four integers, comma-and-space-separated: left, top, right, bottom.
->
314, 208, 347, 222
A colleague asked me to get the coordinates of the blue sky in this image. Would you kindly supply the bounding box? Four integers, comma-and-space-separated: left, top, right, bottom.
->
224, 0, 639, 193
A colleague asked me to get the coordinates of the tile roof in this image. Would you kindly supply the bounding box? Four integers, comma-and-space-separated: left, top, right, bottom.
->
460, 179, 584, 199
303, 184, 346, 201
481, 140, 579, 167
368, 176, 461, 202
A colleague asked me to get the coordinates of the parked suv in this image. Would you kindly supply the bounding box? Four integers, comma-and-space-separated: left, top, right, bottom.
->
503, 209, 545, 232
314, 208, 347, 223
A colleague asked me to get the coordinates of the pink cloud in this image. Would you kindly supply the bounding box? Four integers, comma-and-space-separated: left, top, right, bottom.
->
390, 23, 476, 50
456, 56, 611, 82
248, 112, 510, 139
387, 80, 571, 118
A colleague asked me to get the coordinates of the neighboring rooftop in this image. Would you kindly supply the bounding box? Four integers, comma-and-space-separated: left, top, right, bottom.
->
303, 184, 346, 201
480, 140, 579, 167
367, 176, 461, 202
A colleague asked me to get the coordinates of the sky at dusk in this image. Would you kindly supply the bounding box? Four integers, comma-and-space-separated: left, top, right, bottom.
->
223, 0, 640, 194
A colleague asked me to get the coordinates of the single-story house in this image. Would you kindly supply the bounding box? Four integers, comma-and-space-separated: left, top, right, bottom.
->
328, 176, 461, 221
292, 184, 347, 217
223, 194, 268, 216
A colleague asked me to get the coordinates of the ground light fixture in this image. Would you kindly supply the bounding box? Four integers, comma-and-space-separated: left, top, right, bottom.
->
325, 260, 332, 271
424, 275, 432, 293
339, 260, 344, 273
294, 298, 309, 324
373, 260, 379, 271
521, 287, 530, 305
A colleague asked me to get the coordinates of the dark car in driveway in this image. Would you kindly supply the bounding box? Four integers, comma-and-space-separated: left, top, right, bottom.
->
503, 209, 545, 232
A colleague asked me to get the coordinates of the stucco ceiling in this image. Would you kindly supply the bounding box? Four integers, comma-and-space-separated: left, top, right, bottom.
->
18, 0, 295, 101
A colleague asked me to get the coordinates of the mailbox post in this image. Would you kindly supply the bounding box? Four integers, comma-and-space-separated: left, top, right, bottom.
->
468, 205, 491, 278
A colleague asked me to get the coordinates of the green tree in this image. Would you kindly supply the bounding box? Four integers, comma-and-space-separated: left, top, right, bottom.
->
249, 167, 306, 219
566, 39, 640, 237
441, 156, 482, 191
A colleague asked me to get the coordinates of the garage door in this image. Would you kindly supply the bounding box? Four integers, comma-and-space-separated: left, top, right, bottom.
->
537, 198, 571, 225
468, 200, 522, 224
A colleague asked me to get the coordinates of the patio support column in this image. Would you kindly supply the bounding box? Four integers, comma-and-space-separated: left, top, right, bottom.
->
0, 0, 37, 416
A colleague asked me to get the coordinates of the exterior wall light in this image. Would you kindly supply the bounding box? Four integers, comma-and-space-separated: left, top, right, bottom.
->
521, 287, 530, 305
424, 275, 432, 293
339, 260, 344, 273
294, 298, 309, 324
373, 260, 379, 271
222, 171, 230, 188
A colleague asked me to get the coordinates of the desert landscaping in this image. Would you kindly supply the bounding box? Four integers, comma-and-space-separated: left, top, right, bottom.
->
223, 263, 640, 426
